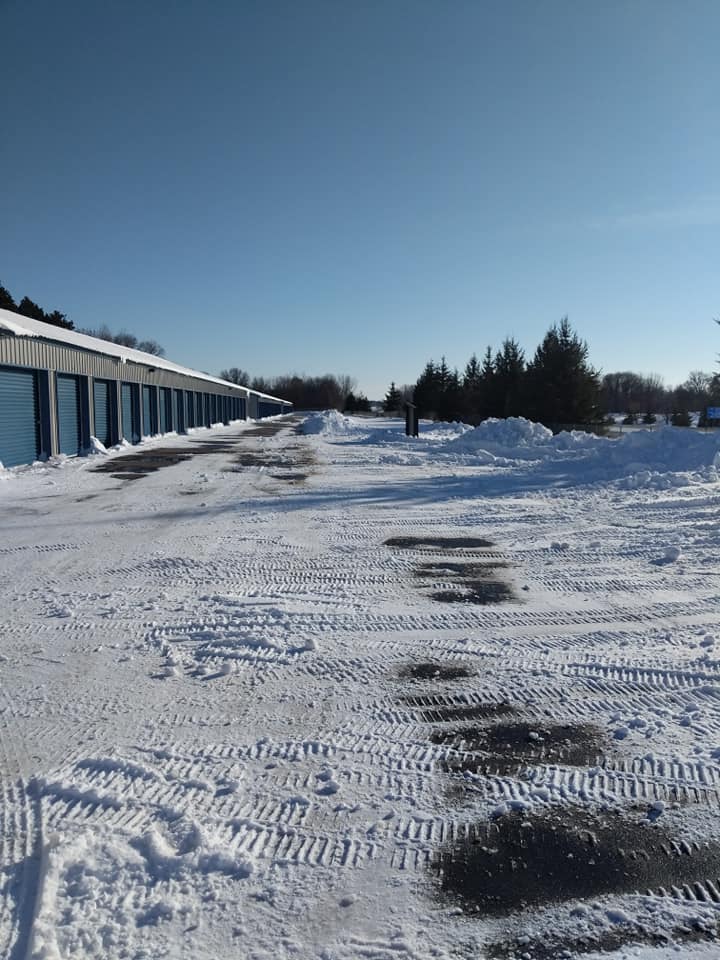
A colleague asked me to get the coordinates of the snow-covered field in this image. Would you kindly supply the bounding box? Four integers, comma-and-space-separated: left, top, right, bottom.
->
2, 413, 720, 959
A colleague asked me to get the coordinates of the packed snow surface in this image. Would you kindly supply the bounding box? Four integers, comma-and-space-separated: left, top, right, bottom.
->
1, 413, 720, 959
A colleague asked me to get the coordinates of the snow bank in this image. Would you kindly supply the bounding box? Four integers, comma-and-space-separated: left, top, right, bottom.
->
608, 424, 720, 473
85, 436, 108, 456
302, 410, 358, 436
451, 417, 554, 452
445, 417, 720, 485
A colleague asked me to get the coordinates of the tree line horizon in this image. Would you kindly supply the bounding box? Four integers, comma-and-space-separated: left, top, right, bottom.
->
380, 316, 719, 429
2, 284, 715, 427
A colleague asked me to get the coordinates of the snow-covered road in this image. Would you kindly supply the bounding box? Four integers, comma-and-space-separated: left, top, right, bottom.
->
2, 414, 720, 959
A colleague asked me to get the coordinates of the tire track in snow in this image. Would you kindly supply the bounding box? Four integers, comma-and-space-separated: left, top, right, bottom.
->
0, 683, 43, 960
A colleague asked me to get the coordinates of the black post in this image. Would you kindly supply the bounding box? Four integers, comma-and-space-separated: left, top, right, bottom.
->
405, 401, 418, 437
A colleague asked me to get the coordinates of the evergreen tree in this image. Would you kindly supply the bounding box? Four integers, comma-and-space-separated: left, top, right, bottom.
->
383, 382, 402, 413
353, 393, 371, 413
433, 358, 457, 420
16, 296, 46, 322
476, 346, 497, 421
462, 354, 482, 421
413, 360, 440, 417
0, 284, 16, 312
524, 317, 600, 427
462, 354, 481, 391
494, 338, 525, 418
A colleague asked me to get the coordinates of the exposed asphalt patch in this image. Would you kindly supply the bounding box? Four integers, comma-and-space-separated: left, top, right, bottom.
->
414, 560, 509, 577
431, 580, 514, 604
93, 418, 302, 482
385, 536, 496, 550
434, 807, 720, 917
399, 662, 475, 682
385, 535, 516, 605
406, 698, 515, 724
432, 721, 606, 773
94, 449, 194, 475
270, 472, 309, 482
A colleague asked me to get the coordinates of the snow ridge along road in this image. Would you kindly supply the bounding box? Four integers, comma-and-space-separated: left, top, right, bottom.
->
1, 413, 720, 959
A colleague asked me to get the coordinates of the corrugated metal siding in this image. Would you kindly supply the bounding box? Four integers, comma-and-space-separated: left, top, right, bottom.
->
0, 336, 251, 398
56, 374, 81, 456
93, 380, 111, 446
0, 366, 39, 466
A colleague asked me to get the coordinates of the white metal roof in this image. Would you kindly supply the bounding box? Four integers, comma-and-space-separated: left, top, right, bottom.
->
0, 308, 289, 404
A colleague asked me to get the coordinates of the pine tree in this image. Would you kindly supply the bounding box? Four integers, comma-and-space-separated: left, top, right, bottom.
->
524, 317, 600, 428
462, 354, 482, 423
16, 296, 46, 322
494, 338, 525, 417
474, 346, 496, 420
413, 361, 439, 417
438, 366, 462, 421
0, 284, 17, 312
383, 382, 402, 413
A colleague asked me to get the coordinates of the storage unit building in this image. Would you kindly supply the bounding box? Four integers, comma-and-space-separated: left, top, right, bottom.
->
0, 308, 292, 467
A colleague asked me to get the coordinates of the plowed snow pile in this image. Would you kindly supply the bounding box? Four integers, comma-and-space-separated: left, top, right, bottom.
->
1, 413, 720, 960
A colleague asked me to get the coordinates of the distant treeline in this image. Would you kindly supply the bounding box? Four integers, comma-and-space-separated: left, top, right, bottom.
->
381, 317, 720, 429
0, 281, 164, 356
219, 369, 366, 410
0, 281, 73, 330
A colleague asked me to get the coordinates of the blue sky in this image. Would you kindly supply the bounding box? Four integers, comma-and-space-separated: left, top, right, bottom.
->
2, 0, 719, 398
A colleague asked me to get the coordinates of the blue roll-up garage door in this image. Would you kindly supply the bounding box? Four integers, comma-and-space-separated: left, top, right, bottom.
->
121, 383, 139, 443
56, 374, 82, 456
0, 366, 39, 467
174, 390, 185, 433
158, 388, 169, 433
93, 380, 112, 447
185, 391, 194, 428
142, 385, 154, 436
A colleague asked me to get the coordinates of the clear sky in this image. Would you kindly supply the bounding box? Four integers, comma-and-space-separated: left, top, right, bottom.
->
2, 0, 719, 398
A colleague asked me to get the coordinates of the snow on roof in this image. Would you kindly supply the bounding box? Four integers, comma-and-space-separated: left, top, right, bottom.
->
0, 308, 289, 403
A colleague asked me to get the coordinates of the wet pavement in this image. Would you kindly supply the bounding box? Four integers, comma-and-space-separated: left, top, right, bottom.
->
435, 806, 720, 915
92, 418, 300, 481
433, 721, 607, 774
385, 534, 517, 605
399, 662, 475, 681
